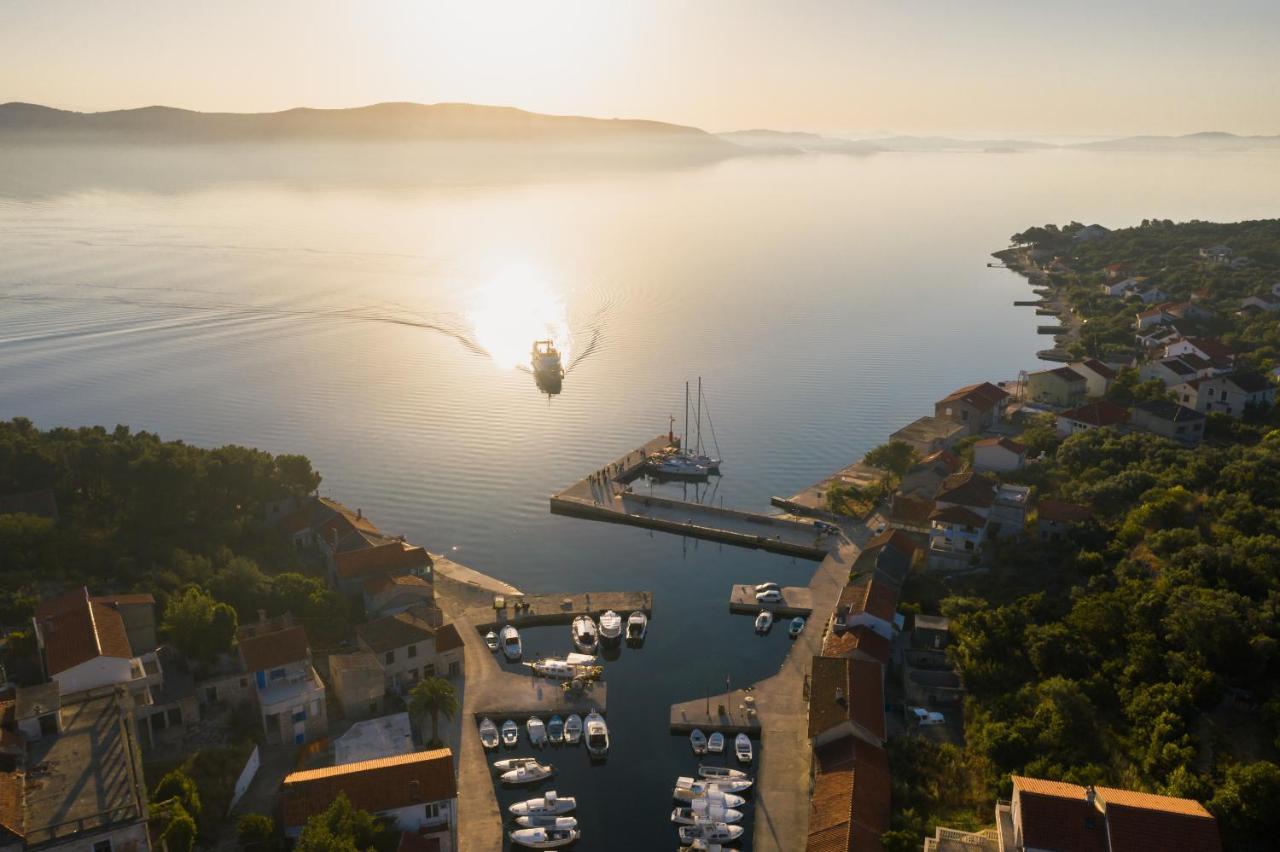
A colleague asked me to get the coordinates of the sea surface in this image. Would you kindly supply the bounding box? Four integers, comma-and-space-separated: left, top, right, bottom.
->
2, 145, 1278, 849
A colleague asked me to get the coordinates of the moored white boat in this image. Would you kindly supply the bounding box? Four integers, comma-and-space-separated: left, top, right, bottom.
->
501, 761, 553, 785
501, 720, 519, 747
789, 616, 806, 637
673, 776, 751, 800
526, 716, 547, 746
563, 713, 583, 744
734, 734, 753, 764
690, 728, 708, 754
625, 610, 647, 643
598, 610, 622, 643
509, 790, 576, 817
547, 715, 565, 743
755, 610, 773, 633
479, 717, 499, 750
706, 732, 724, 754
501, 624, 522, 660
698, 765, 751, 785
493, 756, 539, 772
678, 822, 743, 844
515, 815, 578, 830
571, 614, 599, 655
484, 630, 499, 651
584, 710, 609, 757
671, 805, 744, 825
510, 827, 578, 849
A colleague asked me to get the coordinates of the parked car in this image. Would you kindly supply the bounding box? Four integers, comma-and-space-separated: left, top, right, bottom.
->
908, 706, 945, 726
755, 589, 783, 603
754, 582, 780, 593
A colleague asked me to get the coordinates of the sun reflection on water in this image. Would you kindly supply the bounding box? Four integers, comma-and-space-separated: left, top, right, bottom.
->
467, 265, 571, 370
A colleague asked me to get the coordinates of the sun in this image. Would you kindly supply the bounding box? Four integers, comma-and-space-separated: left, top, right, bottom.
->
467, 265, 571, 371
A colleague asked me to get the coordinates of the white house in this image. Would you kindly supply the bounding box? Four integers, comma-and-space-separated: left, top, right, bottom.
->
1055, 401, 1131, 438
972, 436, 1026, 473
1068, 359, 1117, 398
835, 577, 899, 641
238, 621, 328, 745
1135, 307, 1173, 330
1130, 284, 1170, 304
1139, 357, 1202, 387
1164, 336, 1235, 366
32, 587, 157, 697
1171, 373, 1277, 419
1101, 275, 1147, 297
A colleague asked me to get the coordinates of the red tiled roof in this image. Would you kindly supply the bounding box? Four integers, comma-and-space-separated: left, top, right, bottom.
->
239, 624, 310, 672
863, 528, 919, 560
840, 578, 898, 623
822, 626, 891, 666
1184, 337, 1234, 361
1058, 401, 1130, 428
357, 608, 437, 654
1038, 500, 1094, 524
935, 471, 996, 509
929, 505, 986, 527
281, 749, 456, 828
363, 573, 433, 596
938, 382, 1007, 411
336, 541, 432, 581
34, 588, 133, 675
807, 657, 885, 743
1077, 358, 1117, 380
90, 593, 156, 608
807, 736, 891, 852
433, 623, 464, 653
919, 449, 960, 471
889, 494, 934, 528
1049, 366, 1087, 383
974, 436, 1026, 455
0, 768, 23, 841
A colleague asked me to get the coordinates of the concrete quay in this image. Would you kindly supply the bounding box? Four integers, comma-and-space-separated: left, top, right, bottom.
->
670, 687, 763, 734
474, 589, 653, 632
728, 584, 813, 617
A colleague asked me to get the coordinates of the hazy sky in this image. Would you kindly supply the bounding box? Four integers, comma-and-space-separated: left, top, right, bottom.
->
3, 0, 1278, 137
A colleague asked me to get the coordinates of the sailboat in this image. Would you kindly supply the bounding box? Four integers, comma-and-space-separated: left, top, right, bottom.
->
653, 379, 722, 477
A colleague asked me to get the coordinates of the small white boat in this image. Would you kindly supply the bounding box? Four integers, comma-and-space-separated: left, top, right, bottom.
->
527, 716, 547, 746
564, 714, 583, 744
565, 652, 596, 665
509, 790, 577, 817
671, 805, 744, 825
673, 776, 752, 799
493, 756, 539, 772
706, 732, 725, 754
625, 610, 647, 643
789, 616, 806, 638
690, 728, 708, 754
698, 764, 750, 782
571, 615, 599, 655
515, 815, 578, 830
755, 610, 773, 633
584, 710, 609, 757
672, 784, 747, 808
509, 827, 578, 849
501, 624, 523, 660
501, 720, 519, 747
501, 761, 553, 785
678, 823, 744, 844
598, 610, 622, 643
484, 630, 499, 651
547, 715, 565, 744
479, 717, 499, 750
734, 734, 753, 764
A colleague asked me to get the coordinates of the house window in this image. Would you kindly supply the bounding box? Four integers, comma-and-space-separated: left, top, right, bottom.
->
964, 541, 975, 551
424, 801, 444, 821
309, 700, 320, 716
408, 644, 418, 658
150, 713, 167, 733
424, 663, 436, 677
292, 709, 307, 723
385, 650, 395, 665
270, 668, 286, 681
93, 841, 113, 852
167, 707, 183, 726
448, 661, 461, 677
240, 678, 248, 688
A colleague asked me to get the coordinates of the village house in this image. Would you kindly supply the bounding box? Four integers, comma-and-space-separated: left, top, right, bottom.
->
805, 735, 891, 852
1134, 306, 1173, 330
926, 471, 1000, 569
276, 495, 381, 551
821, 625, 892, 668
1130, 283, 1171, 304
238, 619, 328, 745
1024, 366, 1088, 408
1164, 336, 1235, 367
333, 712, 414, 765
933, 382, 1008, 436
1139, 355, 1212, 387
1100, 274, 1147, 297
1037, 499, 1095, 542
1199, 244, 1233, 264
1067, 358, 1117, 398
888, 415, 965, 456
849, 528, 919, 587
1131, 400, 1206, 446
1135, 323, 1183, 351
1056, 400, 1130, 438
808, 656, 885, 748
1102, 262, 1127, 281
279, 749, 457, 849
925, 775, 1221, 852
886, 492, 935, 535
833, 577, 899, 641
1172, 372, 1276, 418
989, 483, 1031, 538
363, 573, 436, 619
898, 449, 961, 499
355, 605, 464, 696
31, 588, 161, 699
328, 651, 389, 721
904, 614, 964, 708
328, 537, 434, 598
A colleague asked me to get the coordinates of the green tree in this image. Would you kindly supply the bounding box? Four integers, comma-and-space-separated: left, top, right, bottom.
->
864, 440, 920, 481
276, 453, 322, 496
295, 793, 393, 852
153, 769, 202, 821
159, 804, 197, 852
237, 813, 279, 851
1209, 761, 1280, 850
409, 676, 458, 747
162, 586, 238, 664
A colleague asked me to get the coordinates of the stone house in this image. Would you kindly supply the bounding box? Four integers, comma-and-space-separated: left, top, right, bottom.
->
1131, 400, 1206, 446
972, 436, 1025, 474
1025, 366, 1088, 408
933, 382, 1008, 436
1171, 373, 1276, 419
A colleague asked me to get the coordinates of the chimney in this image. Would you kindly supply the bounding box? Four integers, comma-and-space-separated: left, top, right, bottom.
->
357, 508, 362, 520
1085, 785, 1096, 807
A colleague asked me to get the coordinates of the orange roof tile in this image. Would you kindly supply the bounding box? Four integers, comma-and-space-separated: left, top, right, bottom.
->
1059, 400, 1130, 428
1038, 499, 1094, 524
807, 736, 891, 852
336, 541, 431, 581
822, 626, 891, 666
281, 749, 456, 828
34, 588, 133, 675
433, 623, 463, 654
239, 624, 311, 672
807, 656, 885, 743
938, 382, 1008, 411
0, 769, 22, 841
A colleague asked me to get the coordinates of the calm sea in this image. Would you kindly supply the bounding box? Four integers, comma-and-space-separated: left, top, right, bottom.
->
2, 145, 1277, 849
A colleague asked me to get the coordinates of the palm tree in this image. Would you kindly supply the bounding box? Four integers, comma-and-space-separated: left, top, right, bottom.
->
409, 676, 458, 747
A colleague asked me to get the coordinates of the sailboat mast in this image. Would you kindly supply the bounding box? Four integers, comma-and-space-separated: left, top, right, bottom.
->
696, 377, 703, 455
684, 381, 690, 452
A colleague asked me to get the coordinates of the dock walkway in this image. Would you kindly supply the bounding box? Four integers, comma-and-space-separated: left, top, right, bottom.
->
728, 584, 812, 617
474, 590, 653, 632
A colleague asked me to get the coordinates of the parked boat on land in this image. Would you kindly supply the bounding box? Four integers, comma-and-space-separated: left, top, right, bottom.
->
509, 790, 576, 817
527, 716, 547, 746
564, 713, 583, 744
479, 717, 499, 750
690, 728, 708, 754
598, 610, 622, 643
484, 630, 499, 651
585, 710, 609, 757
755, 610, 773, 633
501, 720, 519, 747
625, 610, 648, 643
493, 757, 539, 772
510, 826, 578, 849
501, 624, 522, 660
698, 765, 750, 783
678, 822, 744, 844
706, 732, 724, 754
571, 615, 599, 655
547, 715, 565, 743
734, 734, 753, 764
515, 815, 578, 830
501, 761, 553, 785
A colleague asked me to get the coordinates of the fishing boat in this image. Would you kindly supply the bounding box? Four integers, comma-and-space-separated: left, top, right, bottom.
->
509, 790, 576, 817
479, 717, 499, 750
678, 823, 744, 844
690, 728, 708, 754
584, 710, 609, 757
527, 657, 600, 680
672, 778, 747, 806
571, 615, 599, 655
789, 616, 806, 638
597, 610, 622, 643
484, 630, 499, 651
625, 611, 648, 643
706, 732, 725, 754
671, 805, 744, 825
510, 827, 578, 849
527, 716, 547, 746
563, 713, 583, 744
515, 815, 578, 830
734, 734, 753, 764
501, 761, 553, 785
547, 715, 565, 744
501, 624, 523, 660
755, 610, 773, 633
531, 340, 564, 379
493, 757, 539, 772
698, 764, 750, 782
501, 720, 519, 747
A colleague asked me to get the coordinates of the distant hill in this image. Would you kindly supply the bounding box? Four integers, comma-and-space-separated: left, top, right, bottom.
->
1072, 131, 1280, 152
717, 129, 881, 154
0, 101, 736, 154
857, 135, 1052, 152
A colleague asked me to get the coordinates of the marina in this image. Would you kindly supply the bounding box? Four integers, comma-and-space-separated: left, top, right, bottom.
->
475, 590, 654, 632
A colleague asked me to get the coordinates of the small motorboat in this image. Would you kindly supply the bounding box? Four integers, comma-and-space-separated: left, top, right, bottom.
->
755, 610, 773, 633
673, 777, 752, 799
584, 710, 609, 757
734, 734, 753, 764
598, 610, 622, 643
672, 783, 746, 808
547, 715, 565, 744
527, 716, 547, 747
678, 823, 744, 844
563, 714, 583, 745
527, 656, 602, 680
510, 827, 578, 849
501, 720, 519, 747
706, 732, 725, 754
571, 615, 599, 655
789, 616, 806, 638
484, 630, 499, 651
625, 611, 647, 643
501, 761, 553, 785
690, 728, 708, 754
479, 717, 499, 750
515, 815, 578, 830
698, 764, 750, 782
501, 624, 523, 660
671, 805, 744, 825
509, 790, 576, 817
493, 757, 539, 772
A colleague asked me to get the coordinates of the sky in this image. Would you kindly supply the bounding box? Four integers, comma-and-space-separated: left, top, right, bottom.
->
2, 0, 1278, 138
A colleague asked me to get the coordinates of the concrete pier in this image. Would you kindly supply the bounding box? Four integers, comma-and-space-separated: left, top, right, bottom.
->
670, 688, 763, 734
475, 590, 653, 632
728, 584, 813, 616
